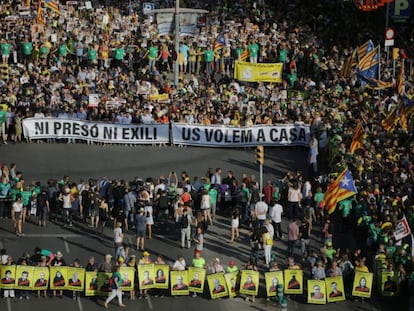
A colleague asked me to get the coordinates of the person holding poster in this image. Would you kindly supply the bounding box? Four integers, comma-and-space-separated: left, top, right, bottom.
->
104, 265, 126, 308
240, 263, 259, 302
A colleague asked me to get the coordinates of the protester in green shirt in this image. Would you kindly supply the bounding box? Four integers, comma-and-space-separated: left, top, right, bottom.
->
248, 39, 259, 63
1, 40, 12, 64
203, 45, 214, 76
104, 265, 126, 308
21, 41, 32, 64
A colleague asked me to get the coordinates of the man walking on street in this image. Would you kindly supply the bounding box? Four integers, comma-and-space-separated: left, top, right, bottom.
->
287, 218, 299, 258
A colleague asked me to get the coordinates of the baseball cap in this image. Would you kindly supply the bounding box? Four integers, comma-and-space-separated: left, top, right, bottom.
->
143, 251, 150, 257
105, 254, 113, 260
56, 251, 63, 258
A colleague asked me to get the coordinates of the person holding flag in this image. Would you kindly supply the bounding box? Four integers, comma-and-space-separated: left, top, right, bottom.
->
323, 168, 357, 216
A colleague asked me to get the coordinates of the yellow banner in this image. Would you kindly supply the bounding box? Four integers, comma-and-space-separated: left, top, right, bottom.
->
138, 264, 155, 290
149, 93, 169, 101
326, 276, 346, 303
66, 267, 85, 291
234, 61, 283, 83
85, 272, 99, 296
307, 279, 326, 304
188, 267, 206, 293
381, 271, 399, 296
97, 272, 113, 296
154, 265, 169, 289
239, 270, 259, 296
352, 272, 373, 298
265, 271, 284, 297
170, 270, 189, 296
33, 267, 49, 290
120, 267, 135, 291
0, 265, 16, 289
15, 266, 34, 290
49, 267, 68, 290
224, 272, 239, 298
284, 269, 303, 295
207, 273, 228, 299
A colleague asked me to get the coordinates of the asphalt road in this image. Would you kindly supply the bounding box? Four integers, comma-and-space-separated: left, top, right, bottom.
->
0, 143, 394, 311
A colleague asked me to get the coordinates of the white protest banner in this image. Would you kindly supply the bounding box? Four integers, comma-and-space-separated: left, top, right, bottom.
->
394, 216, 411, 240
171, 123, 310, 147
22, 118, 169, 145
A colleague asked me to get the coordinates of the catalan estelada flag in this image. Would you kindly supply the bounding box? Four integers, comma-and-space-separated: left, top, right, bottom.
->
357, 39, 374, 61
397, 61, 405, 95
381, 105, 399, 132
43, 0, 61, 15
400, 94, 414, 131
37, 1, 46, 25
323, 169, 357, 215
349, 121, 365, 154
341, 49, 357, 78
213, 33, 225, 53
240, 49, 249, 61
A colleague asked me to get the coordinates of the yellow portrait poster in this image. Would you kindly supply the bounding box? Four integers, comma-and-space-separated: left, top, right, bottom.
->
188, 267, 206, 293
326, 276, 346, 303
15, 265, 34, 290
0, 265, 16, 289
381, 272, 399, 296
284, 269, 303, 295
120, 267, 135, 291
352, 272, 373, 298
33, 266, 49, 290
154, 265, 169, 289
265, 271, 284, 297
97, 272, 113, 296
224, 272, 239, 298
207, 273, 228, 299
49, 266, 67, 290
66, 267, 85, 291
239, 270, 259, 296
138, 264, 155, 290
84, 271, 99, 296
307, 279, 326, 304
170, 270, 189, 296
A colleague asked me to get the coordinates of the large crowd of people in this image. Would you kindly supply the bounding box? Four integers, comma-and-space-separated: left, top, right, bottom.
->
0, 0, 414, 308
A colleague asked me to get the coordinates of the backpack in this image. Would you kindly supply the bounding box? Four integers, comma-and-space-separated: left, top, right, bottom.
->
181, 214, 189, 228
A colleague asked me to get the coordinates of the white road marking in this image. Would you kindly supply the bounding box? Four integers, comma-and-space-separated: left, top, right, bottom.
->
77, 297, 84, 311
7, 296, 12, 311
2, 234, 83, 238
64, 238, 70, 254
147, 295, 153, 310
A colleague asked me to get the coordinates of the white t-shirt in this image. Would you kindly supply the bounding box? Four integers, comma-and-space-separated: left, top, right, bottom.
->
270, 203, 283, 223
255, 201, 268, 220
114, 227, 123, 244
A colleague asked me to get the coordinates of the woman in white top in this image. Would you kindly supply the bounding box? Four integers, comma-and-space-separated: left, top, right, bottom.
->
114, 222, 124, 258
12, 196, 24, 236
200, 188, 212, 225
144, 204, 154, 239
287, 182, 302, 220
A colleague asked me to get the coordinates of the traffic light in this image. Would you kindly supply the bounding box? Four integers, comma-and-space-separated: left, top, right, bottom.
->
255, 145, 264, 165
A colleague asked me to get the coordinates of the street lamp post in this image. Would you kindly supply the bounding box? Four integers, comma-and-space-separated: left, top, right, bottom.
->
154, 5, 208, 87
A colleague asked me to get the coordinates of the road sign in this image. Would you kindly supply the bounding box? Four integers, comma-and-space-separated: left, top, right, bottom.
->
143, 2, 155, 15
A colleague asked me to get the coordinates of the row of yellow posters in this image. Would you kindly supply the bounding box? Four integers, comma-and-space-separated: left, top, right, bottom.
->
1, 266, 384, 300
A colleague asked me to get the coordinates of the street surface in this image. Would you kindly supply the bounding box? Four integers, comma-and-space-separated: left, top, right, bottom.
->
0, 144, 397, 310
